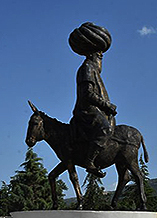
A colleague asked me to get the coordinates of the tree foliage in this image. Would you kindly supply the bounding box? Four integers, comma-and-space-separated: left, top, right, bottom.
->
0, 181, 10, 216
82, 173, 111, 210
0, 149, 67, 216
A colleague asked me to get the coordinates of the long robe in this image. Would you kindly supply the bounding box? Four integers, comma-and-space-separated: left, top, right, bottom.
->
72, 58, 114, 147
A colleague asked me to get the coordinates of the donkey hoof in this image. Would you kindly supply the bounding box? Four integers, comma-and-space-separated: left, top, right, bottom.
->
140, 205, 147, 211
111, 201, 117, 210
76, 203, 83, 210
52, 203, 58, 210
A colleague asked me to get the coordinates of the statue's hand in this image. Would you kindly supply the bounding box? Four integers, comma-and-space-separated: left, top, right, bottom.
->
111, 108, 117, 116
105, 102, 117, 116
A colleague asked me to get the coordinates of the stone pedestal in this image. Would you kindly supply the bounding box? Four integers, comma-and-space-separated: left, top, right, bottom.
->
10, 210, 157, 218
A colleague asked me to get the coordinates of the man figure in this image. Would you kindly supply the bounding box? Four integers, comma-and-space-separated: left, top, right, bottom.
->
69, 22, 117, 177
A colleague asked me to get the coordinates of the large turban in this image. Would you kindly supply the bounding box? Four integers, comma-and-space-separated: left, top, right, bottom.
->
69, 22, 112, 56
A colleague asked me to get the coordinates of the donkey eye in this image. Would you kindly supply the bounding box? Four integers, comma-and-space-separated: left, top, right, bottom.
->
34, 122, 38, 125
31, 121, 38, 126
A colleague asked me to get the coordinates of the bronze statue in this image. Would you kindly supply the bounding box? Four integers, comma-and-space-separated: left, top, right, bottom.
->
25, 101, 148, 210
69, 22, 117, 178
25, 22, 149, 210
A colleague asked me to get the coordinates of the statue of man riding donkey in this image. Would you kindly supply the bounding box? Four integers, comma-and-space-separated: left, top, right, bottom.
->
25, 22, 149, 210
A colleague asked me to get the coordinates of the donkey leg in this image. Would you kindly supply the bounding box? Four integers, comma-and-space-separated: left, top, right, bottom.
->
67, 160, 83, 210
48, 162, 67, 209
111, 163, 131, 209
128, 160, 147, 210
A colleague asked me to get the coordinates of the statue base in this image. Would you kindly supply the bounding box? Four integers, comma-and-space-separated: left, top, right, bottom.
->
10, 210, 157, 218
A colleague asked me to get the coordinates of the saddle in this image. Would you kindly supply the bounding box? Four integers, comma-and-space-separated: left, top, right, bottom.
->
71, 117, 140, 147
111, 125, 140, 146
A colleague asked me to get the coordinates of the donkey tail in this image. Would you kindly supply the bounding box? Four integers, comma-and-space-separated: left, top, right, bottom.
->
141, 135, 149, 163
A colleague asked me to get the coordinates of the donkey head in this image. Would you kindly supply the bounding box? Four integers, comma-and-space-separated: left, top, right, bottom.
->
25, 101, 45, 147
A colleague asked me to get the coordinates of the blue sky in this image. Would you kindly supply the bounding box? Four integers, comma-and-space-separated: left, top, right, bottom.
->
0, 0, 157, 198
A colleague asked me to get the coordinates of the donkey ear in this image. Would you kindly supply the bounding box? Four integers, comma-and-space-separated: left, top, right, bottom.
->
28, 100, 39, 113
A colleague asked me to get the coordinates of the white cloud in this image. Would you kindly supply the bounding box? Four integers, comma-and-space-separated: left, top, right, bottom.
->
138, 26, 156, 36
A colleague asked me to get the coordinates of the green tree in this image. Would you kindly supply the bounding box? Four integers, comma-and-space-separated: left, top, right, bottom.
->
0, 181, 10, 216
139, 155, 157, 211
8, 148, 52, 212
82, 173, 111, 210
0, 148, 68, 216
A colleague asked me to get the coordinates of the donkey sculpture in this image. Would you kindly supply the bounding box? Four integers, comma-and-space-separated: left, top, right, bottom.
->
25, 101, 149, 210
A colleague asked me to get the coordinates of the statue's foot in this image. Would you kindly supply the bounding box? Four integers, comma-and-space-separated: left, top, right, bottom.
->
86, 168, 106, 178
